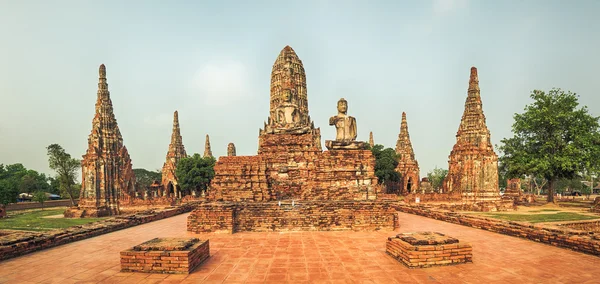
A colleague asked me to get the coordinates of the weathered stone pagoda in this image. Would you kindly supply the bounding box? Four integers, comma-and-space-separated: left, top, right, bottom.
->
203, 134, 213, 158
504, 178, 523, 200
161, 111, 187, 198
443, 67, 502, 204
189, 46, 397, 233
227, 143, 236, 156
68, 64, 136, 217
209, 45, 378, 202
395, 112, 420, 194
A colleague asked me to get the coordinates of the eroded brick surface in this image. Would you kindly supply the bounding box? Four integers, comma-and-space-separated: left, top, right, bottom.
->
73, 64, 136, 217
395, 112, 420, 194
121, 238, 209, 274
387, 232, 473, 268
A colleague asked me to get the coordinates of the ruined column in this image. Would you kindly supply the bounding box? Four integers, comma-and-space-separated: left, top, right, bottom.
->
204, 134, 213, 158
369, 132, 374, 148
443, 67, 501, 203
73, 64, 136, 217
395, 112, 420, 194
161, 110, 187, 199
227, 143, 236, 156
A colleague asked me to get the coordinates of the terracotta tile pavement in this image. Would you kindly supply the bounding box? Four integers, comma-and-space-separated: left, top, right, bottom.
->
0, 212, 598, 283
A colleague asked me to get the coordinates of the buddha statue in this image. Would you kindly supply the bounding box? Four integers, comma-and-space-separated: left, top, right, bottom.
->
325, 98, 367, 150
329, 98, 357, 142
274, 89, 300, 128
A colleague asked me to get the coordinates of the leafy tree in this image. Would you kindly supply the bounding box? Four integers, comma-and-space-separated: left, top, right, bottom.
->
369, 144, 401, 184
47, 177, 61, 195
427, 167, 448, 191
19, 170, 50, 194
33, 191, 48, 210
499, 89, 600, 203
133, 168, 162, 189
47, 144, 81, 206
0, 164, 19, 210
175, 154, 216, 194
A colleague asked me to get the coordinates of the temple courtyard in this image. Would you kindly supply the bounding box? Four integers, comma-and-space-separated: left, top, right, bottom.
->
0, 212, 597, 284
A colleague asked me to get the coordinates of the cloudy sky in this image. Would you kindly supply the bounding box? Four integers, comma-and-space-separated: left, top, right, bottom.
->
0, 0, 598, 180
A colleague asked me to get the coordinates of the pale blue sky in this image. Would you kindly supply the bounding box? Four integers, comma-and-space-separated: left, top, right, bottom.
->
0, 0, 599, 180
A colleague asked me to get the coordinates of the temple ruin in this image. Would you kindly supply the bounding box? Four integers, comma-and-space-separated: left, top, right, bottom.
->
395, 112, 420, 194
67, 64, 136, 217
226, 143, 236, 156
192, 46, 396, 233
203, 134, 213, 158
443, 67, 509, 209
161, 111, 188, 199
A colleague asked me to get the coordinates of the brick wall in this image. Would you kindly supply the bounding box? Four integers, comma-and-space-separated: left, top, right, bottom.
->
0, 202, 199, 262
187, 201, 398, 233
6, 200, 77, 211
395, 205, 600, 257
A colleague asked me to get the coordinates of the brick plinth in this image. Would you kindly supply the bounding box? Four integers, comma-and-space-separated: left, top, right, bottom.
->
188, 201, 398, 233
120, 238, 209, 274
386, 232, 472, 268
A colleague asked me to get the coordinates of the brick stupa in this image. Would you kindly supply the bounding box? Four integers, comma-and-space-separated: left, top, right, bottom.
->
203, 134, 213, 158
395, 112, 420, 194
443, 67, 502, 204
68, 64, 136, 217
209, 46, 378, 202
369, 131, 374, 148
161, 111, 187, 198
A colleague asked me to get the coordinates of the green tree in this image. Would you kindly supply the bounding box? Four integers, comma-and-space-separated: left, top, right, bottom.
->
369, 144, 401, 185
47, 144, 81, 206
19, 170, 50, 194
0, 164, 20, 210
175, 154, 216, 194
499, 89, 600, 203
133, 168, 162, 189
33, 191, 48, 210
47, 177, 61, 195
427, 167, 448, 191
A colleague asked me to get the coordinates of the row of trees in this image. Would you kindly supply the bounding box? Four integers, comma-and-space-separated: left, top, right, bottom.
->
0, 144, 82, 209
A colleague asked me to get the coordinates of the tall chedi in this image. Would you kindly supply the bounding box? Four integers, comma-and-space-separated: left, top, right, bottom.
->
161, 111, 187, 198
204, 134, 213, 158
395, 112, 420, 193
259, 46, 321, 153
369, 132, 374, 148
76, 64, 136, 217
443, 67, 501, 203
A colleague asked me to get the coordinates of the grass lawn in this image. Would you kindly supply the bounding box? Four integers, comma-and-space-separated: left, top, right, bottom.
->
483, 212, 600, 223
0, 208, 105, 232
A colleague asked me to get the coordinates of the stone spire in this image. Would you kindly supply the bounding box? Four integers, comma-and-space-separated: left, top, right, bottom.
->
443, 67, 500, 202
79, 64, 136, 216
395, 112, 420, 193
227, 142, 236, 156
260, 45, 316, 135
455, 67, 492, 150
369, 132, 374, 147
161, 111, 187, 196
204, 134, 213, 158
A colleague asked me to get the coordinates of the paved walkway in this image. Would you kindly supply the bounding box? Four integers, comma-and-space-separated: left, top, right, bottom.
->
0, 212, 598, 284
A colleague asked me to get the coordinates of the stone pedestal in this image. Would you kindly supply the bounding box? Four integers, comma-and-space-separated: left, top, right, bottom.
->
325, 140, 368, 150
386, 232, 472, 268
120, 238, 209, 274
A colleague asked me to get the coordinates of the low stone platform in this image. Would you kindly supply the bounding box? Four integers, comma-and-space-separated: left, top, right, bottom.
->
120, 238, 209, 274
386, 232, 472, 268
188, 201, 398, 234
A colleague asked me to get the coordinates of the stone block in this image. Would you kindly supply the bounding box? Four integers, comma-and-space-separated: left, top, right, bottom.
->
386, 232, 472, 268
120, 238, 210, 274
